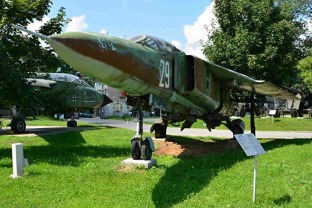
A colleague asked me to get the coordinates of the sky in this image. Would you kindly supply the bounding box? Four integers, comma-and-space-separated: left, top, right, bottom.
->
28, 0, 215, 60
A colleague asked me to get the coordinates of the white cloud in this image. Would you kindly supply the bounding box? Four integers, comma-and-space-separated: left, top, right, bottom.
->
99, 28, 108, 35
66, 15, 88, 32
183, 2, 216, 60
26, 16, 50, 48
171, 40, 182, 50
27, 16, 50, 31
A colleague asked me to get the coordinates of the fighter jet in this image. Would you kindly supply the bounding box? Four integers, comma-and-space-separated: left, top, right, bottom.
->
13, 25, 299, 159
10, 72, 112, 133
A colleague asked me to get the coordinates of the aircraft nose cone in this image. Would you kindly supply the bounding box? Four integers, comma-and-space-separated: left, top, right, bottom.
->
101, 94, 113, 107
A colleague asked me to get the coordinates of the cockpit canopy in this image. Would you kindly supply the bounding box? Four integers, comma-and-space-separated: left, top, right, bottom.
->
36, 73, 91, 87
49, 73, 91, 87
130, 35, 181, 54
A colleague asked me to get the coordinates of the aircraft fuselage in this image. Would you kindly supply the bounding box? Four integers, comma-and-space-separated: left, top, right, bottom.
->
47, 33, 232, 117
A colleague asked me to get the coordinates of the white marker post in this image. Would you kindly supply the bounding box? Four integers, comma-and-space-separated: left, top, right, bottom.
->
269, 110, 276, 124
234, 134, 266, 203
11, 143, 29, 178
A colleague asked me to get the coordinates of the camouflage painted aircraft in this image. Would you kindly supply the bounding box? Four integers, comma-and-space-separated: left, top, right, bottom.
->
10, 72, 112, 133
14, 25, 299, 159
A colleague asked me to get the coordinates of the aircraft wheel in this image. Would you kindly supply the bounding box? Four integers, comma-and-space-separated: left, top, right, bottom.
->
67, 120, 77, 127
11, 118, 26, 134
141, 139, 152, 160
153, 123, 167, 138
239, 109, 246, 118
291, 110, 298, 118
131, 139, 141, 160
67, 121, 72, 127
72, 120, 77, 127
231, 119, 245, 135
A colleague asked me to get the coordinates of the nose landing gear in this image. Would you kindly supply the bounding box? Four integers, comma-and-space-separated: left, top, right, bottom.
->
130, 99, 155, 160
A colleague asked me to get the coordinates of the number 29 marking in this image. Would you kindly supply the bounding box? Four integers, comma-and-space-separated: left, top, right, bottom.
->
159, 59, 170, 88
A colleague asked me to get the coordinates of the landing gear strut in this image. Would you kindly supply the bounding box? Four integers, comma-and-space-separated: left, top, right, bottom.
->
130, 99, 154, 160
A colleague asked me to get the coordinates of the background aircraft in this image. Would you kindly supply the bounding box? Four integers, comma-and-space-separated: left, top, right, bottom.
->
9, 72, 112, 133
14, 25, 299, 160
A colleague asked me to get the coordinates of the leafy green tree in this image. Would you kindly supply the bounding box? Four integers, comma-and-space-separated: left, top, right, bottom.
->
297, 49, 312, 91
0, 0, 71, 112
204, 0, 311, 87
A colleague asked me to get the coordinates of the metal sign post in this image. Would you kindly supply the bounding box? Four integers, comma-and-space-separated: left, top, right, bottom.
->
253, 154, 258, 203
234, 134, 266, 203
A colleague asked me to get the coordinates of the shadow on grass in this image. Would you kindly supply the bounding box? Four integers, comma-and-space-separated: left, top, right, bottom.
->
152, 137, 312, 208
274, 194, 292, 205
0, 127, 129, 167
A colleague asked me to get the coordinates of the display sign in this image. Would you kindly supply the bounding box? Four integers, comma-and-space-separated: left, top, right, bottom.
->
234, 133, 266, 203
269, 110, 277, 116
234, 133, 266, 156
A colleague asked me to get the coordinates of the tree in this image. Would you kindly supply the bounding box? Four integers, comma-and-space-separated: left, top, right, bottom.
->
297, 49, 312, 91
204, 0, 311, 87
0, 0, 71, 111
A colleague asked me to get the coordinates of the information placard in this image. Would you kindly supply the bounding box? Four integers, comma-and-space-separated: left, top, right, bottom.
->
234, 133, 266, 203
269, 110, 277, 116
234, 133, 266, 156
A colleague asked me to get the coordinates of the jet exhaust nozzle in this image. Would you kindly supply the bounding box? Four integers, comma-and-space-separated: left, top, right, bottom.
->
102, 94, 113, 107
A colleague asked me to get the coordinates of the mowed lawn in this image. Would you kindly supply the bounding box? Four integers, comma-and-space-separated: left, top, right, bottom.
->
182, 115, 312, 131
0, 126, 311, 207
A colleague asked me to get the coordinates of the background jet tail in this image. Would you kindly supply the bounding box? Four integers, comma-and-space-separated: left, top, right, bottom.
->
102, 94, 113, 107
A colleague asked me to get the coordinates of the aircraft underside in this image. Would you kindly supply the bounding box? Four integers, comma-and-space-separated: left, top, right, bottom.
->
127, 94, 245, 160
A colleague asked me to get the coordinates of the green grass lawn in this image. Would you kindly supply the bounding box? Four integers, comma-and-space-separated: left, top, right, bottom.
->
0, 127, 311, 207
154, 115, 312, 131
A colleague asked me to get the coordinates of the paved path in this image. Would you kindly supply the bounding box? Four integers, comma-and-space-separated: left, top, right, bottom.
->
0, 126, 96, 137
81, 118, 312, 139
1, 118, 310, 139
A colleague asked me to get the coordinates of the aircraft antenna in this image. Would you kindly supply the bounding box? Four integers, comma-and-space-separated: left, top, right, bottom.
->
12, 24, 49, 40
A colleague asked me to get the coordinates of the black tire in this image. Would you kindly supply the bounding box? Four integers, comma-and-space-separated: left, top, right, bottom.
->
291, 110, 298, 118
131, 139, 141, 160
67, 120, 77, 127
231, 119, 245, 135
141, 139, 152, 160
239, 109, 246, 118
67, 120, 72, 127
72, 120, 77, 127
11, 118, 26, 134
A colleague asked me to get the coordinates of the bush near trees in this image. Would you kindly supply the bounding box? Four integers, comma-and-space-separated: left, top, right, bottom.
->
204, 0, 311, 90
297, 49, 312, 91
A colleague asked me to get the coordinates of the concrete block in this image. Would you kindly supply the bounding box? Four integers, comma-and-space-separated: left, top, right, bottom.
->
11, 143, 26, 178
121, 158, 157, 169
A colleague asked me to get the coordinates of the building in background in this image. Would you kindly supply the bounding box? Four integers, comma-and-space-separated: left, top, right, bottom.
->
94, 82, 130, 118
